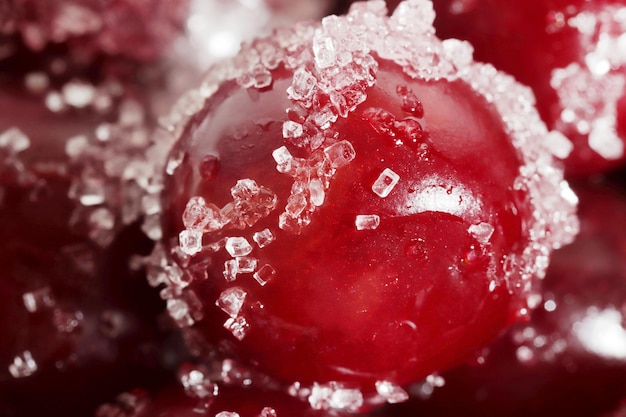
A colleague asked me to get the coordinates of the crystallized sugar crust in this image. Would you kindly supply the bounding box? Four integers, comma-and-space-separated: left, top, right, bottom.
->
148, 0, 580, 411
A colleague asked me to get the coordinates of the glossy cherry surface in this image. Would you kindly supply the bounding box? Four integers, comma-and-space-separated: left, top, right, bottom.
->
433, 0, 626, 176
384, 181, 626, 417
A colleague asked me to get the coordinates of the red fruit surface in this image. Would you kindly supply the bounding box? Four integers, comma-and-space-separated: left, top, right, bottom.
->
384, 181, 626, 417
433, 0, 626, 177
155, 1, 577, 410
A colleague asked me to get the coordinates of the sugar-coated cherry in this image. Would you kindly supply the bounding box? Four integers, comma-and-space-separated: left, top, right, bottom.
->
433, 0, 626, 177
156, 1, 577, 410
383, 181, 626, 417
0, 72, 169, 417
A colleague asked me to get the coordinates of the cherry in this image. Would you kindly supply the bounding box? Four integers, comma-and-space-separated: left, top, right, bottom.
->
0, 62, 170, 417
383, 181, 626, 417
156, 1, 577, 410
433, 0, 626, 177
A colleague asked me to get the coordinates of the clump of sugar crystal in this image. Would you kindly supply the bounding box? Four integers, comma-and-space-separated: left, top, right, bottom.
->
551, 4, 626, 162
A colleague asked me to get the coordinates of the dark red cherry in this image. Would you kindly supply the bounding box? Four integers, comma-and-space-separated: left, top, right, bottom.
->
433, 0, 626, 177
384, 181, 626, 417
0, 76, 168, 417
156, 2, 577, 410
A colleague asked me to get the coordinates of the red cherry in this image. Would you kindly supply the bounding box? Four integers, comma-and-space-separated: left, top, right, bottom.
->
155, 1, 577, 410
433, 0, 626, 177
384, 181, 626, 417
0, 72, 169, 416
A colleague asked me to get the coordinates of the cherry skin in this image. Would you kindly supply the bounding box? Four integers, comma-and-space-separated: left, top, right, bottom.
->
158, 3, 576, 406
384, 181, 626, 417
433, 0, 626, 177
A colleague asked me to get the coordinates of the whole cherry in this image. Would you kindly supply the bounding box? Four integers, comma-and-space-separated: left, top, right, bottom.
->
155, 1, 578, 410
433, 0, 626, 176
0, 65, 168, 417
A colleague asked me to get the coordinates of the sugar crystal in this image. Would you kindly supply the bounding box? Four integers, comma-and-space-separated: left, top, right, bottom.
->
8, 351, 37, 378
224, 316, 250, 341
288, 68, 317, 101
62, 80, 96, 108
468, 222, 494, 245
231, 179, 260, 200
260, 407, 277, 417
285, 193, 308, 218
223, 260, 239, 282
414, 373, 446, 399
236, 256, 258, 273
216, 412, 240, 417
272, 146, 294, 173
545, 130, 574, 159
166, 150, 185, 175
45, 91, 65, 112
372, 168, 400, 198
313, 33, 337, 69
0, 127, 30, 154
375, 380, 409, 404
24, 72, 49, 93
167, 298, 194, 327
323, 140, 356, 168
253, 264, 276, 286
179, 364, 218, 399
65, 134, 89, 158
253, 228, 275, 248
225, 237, 253, 257
179, 229, 203, 256
283, 121, 304, 139
216, 287, 247, 318
576, 307, 626, 360
308, 382, 364, 412
309, 178, 325, 206
355, 214, 380, 231
22, 287, 55, 313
